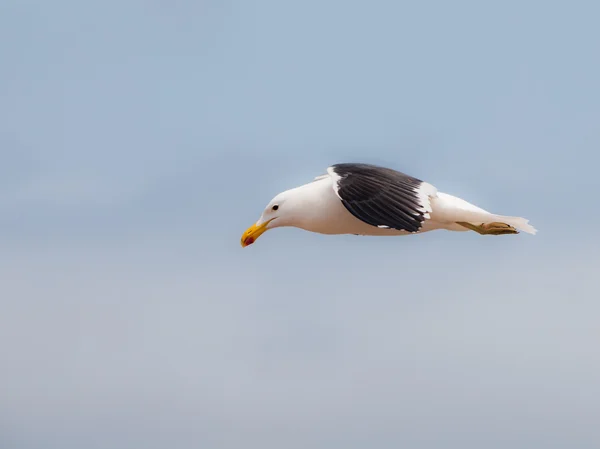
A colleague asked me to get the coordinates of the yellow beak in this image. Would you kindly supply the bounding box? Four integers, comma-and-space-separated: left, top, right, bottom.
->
240, 220, 271, 247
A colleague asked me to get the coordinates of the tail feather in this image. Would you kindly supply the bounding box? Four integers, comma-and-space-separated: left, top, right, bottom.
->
489, 214, 537, 235
433, 192, 537, 235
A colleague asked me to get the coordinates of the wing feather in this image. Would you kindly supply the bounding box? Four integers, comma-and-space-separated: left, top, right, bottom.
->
328, 163, 436, 232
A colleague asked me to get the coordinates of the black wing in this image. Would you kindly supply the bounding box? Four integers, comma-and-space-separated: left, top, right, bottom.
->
329, 163, 435, 233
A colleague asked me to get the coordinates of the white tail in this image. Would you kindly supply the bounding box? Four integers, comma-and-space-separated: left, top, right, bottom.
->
488, 214, 537, 235
433, 192, 538, 235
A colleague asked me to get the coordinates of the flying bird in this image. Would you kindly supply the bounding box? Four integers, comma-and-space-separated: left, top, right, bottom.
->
241, 163, 536, 247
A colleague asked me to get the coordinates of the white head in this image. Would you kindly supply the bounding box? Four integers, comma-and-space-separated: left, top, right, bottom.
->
240, 187, 311, 247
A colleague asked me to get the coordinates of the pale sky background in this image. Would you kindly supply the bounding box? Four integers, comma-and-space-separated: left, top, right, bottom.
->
1, 1, 599, 448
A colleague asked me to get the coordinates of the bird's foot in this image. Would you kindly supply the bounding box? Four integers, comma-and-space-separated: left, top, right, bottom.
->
456, 221, 519, 235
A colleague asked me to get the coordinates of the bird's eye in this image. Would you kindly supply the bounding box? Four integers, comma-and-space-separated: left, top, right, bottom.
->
272, 205, 279, 211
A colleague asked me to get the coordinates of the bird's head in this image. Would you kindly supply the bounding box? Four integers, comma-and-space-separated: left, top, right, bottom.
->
241, 190, 305, 247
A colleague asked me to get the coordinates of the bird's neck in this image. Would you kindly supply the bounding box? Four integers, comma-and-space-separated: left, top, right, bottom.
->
285, 179, 343, 234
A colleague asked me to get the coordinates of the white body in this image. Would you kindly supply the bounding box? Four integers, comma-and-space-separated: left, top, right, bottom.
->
258, 173, 536, 236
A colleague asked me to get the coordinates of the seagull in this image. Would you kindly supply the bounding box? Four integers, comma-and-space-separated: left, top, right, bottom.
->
241, 163, 536, 247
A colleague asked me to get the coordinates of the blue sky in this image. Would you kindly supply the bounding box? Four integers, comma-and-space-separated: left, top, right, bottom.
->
1, 1, 599, 448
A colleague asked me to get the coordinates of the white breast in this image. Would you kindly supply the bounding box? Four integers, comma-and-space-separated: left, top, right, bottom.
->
294, 177, 415, 236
